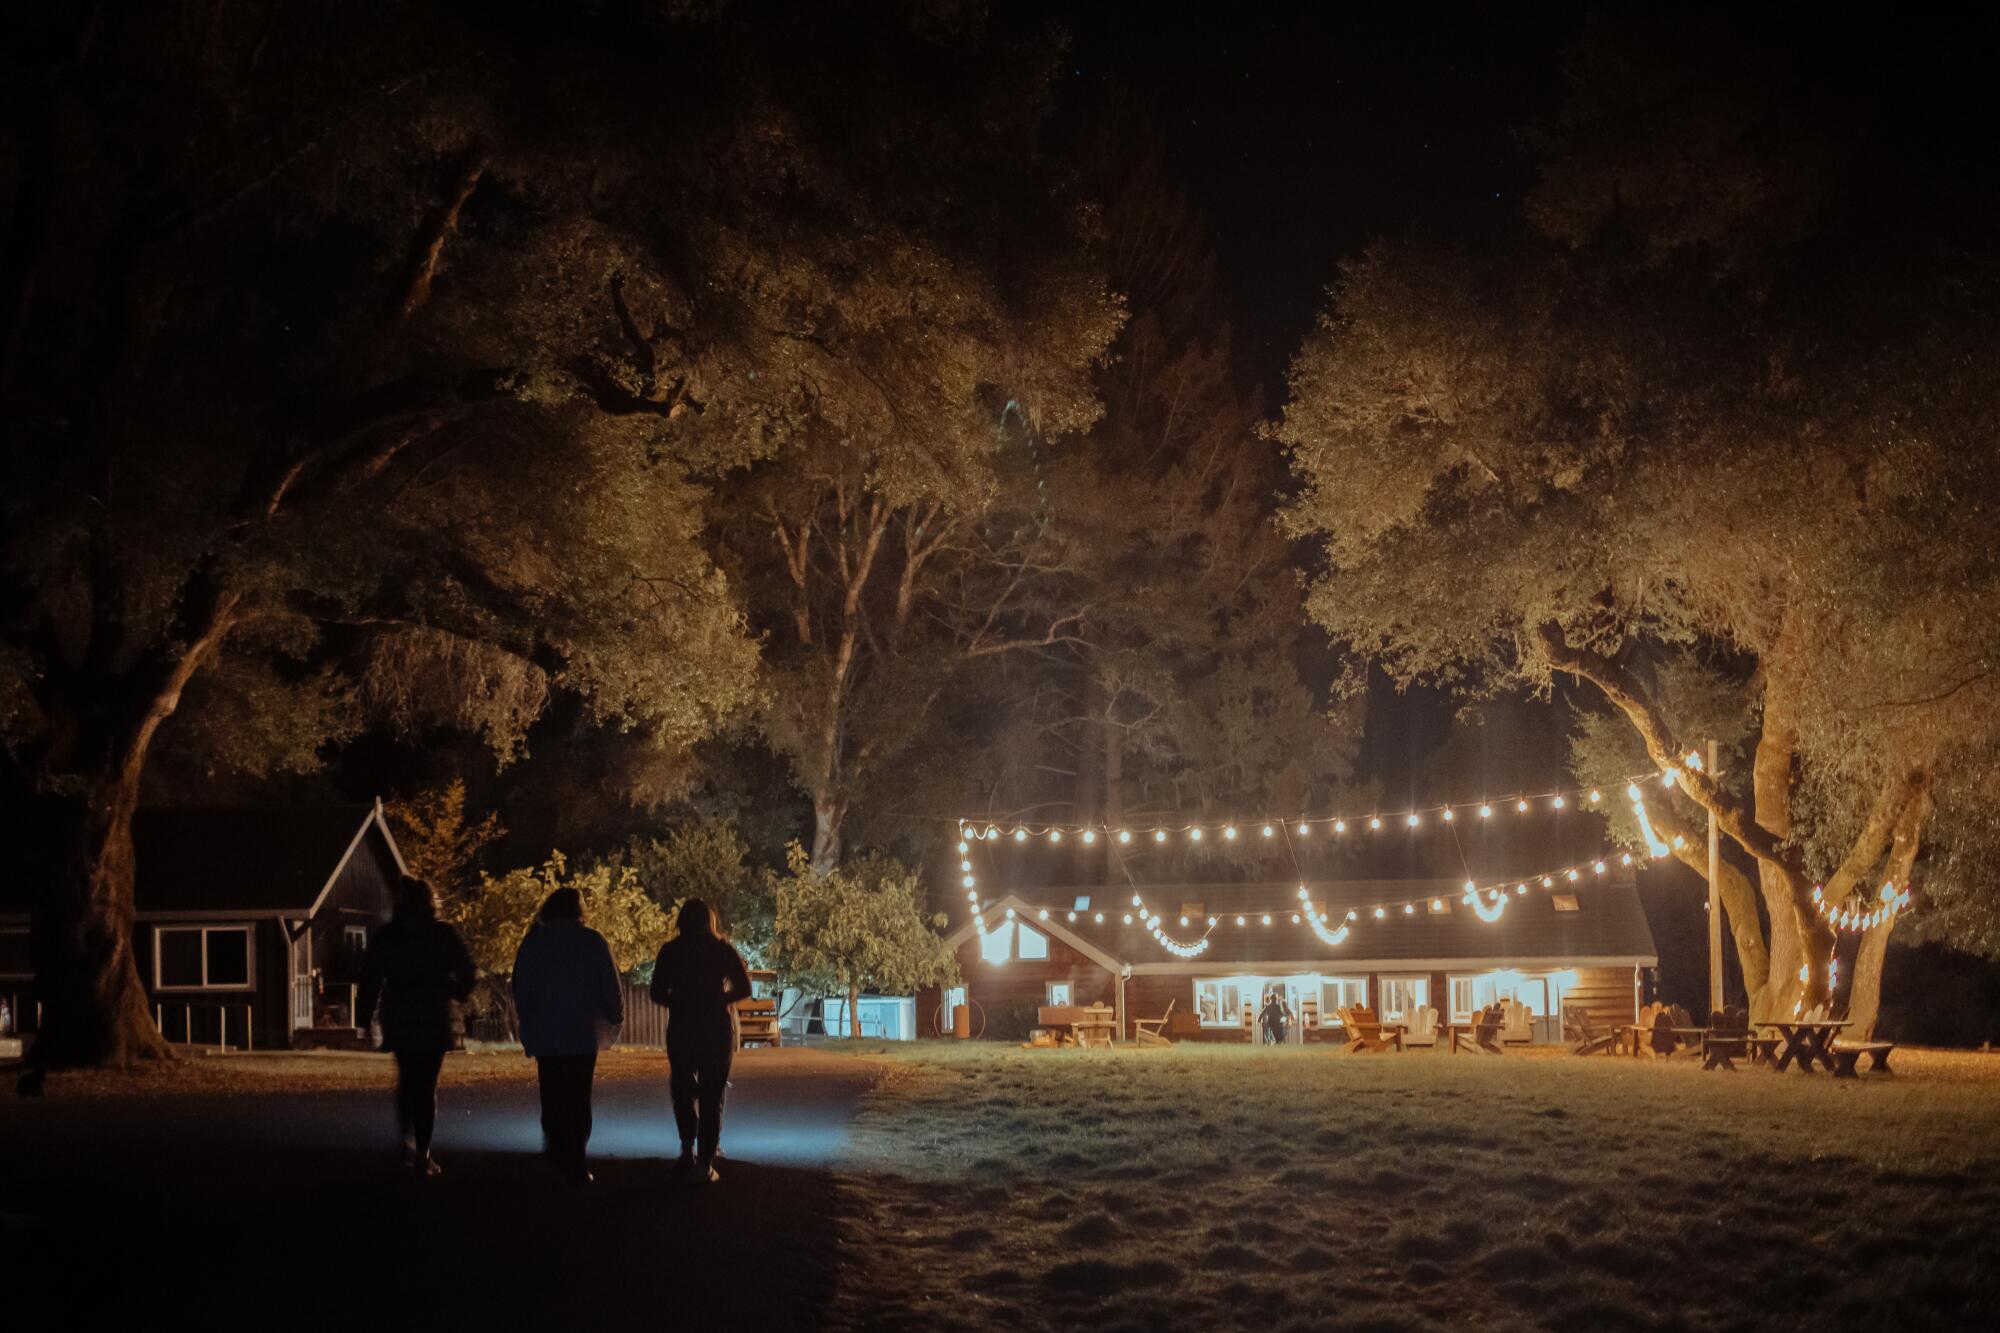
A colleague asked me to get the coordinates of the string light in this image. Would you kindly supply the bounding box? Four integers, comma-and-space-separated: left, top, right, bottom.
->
1154, 830, 1166, 843
1189, 828, 1203, 842
1119, 830, 1131, 844
945, 773, 1661, 845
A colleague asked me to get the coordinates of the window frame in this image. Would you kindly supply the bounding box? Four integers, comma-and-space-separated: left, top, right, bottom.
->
1046, 981, 1072, 1007
1551, 893, 1581, 912
1376, 975, 1430, 1022
1015, 923, 1050, 961
153, 924, 257, 993
343, 925, 369, 954
978, 922, 1014, 965
1317, 975, 1369, 1025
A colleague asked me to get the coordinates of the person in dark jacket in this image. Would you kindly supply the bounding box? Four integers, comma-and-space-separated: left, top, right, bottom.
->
1258, 988, 1289, 1045
357, 874, 475, 1177
511, 888, 624, 1184
649, 898, 752, 1185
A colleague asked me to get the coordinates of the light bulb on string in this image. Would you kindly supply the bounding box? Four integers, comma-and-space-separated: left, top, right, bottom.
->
1189, 828, 1203, 842
1403, 903, 1416, 915
1479, 805, 1492, 818
1261, 914, 1272, 925
1224, 826, 1237, 840
1297, 822, 1310, 837
1373, 907, 1386, 919
1335, 820, 1347, 834
1261, 824, 1274, 838
1369, 817, 1382, 830
1589, 790, 1601, 803
1118, 830, 1131, 844
1038, 909, 1048, 919
1235, 915, 1245, 926
1553, 795, 1566, 810
1442, 809, 1455, 821
1517, 800, 1529, 813
1406, 814, 1420, 828
1082, 830, 1096, 844
1014, 829, 1027, 842
1154, 830, 1167, 843
1049, 829, 1061, 843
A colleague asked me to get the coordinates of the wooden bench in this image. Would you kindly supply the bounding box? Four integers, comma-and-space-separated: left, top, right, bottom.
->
1830, 1041, 1895, 1076
736, 996, 781, 1048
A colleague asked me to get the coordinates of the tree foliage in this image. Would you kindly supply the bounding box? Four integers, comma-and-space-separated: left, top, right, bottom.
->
768, 843, 958, 1034
1277, 19, 2000, 1025
594, 820, 773, 966
383, 779, 505, 900
454, 851, 668, 984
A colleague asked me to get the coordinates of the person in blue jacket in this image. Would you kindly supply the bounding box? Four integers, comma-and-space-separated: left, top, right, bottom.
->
511, 888, 624, 1184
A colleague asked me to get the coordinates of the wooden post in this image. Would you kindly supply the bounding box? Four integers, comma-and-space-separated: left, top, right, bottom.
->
1707, 738, 1723, 1015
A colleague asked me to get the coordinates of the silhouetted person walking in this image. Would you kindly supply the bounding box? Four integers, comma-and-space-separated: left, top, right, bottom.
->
358, 874, 475, 1177
512, 888, 624, 1184
650, 898, 752, 1185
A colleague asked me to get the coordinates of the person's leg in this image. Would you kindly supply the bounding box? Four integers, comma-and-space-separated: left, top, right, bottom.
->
667, 1039, 699, 1161
393, 1050, 418, 1158
695, 1037, 734, 1165
407, 1049, 446, 1162
535, 1056, 559, 1158
573, 1051, 598, 1164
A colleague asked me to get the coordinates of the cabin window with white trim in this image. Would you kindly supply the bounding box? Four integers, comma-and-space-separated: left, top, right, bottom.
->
344, 926, 369, 956
1046, 982, 1072, 1006
977, 921, 1049, 964
1449, 971, 1550, 1022
155, 925, 254, 991
1195, 979, 1251, 1027
1318, 975, 1368, 1024
979, 923, 1013, 964
1377, 976, 1430, 1021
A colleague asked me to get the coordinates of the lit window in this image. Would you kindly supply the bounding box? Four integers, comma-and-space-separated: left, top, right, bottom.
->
1047, 982, 1072, 1006
1016, 924, 1049, 961
1552, 894, 1581, 912
1318, 975, 1368, 1024
1072, 895, 1091, 911
344, 925, 369, 955
1449, 971, 1550, 1021
1378, 976, 1430, 1021
979, 923, 1013, 965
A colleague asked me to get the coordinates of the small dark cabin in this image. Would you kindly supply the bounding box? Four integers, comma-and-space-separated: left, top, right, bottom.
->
0, 801, 407, 1051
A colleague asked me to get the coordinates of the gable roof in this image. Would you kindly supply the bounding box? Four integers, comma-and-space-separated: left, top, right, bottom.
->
938, 895, 1127, 973
129, 801, 405, 917
950, 878, 1657, 972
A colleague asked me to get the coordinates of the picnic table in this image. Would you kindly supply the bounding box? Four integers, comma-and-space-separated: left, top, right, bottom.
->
1764, 1019, 1851, 1073
1038, 1003, 1118, 1048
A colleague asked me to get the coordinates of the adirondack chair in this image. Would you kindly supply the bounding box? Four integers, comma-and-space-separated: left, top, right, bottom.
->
1402, 1005, 1440, 1049
1499, 999, 1534, 1045
1645, 1007, 1692, 1059
1451, 1003, 1505, 1054
1343, 1003, 1401, 1053
1701, 1005, 1750, 1070
1565, 1007, 1618, 1056
1132, 998, 1177, 1047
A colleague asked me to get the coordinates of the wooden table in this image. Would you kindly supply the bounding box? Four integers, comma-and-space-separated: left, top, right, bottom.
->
1765, 1019, 1851, 1073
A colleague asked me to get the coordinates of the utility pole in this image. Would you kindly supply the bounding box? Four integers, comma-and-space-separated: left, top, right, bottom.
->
1707, 738, 1723, 1015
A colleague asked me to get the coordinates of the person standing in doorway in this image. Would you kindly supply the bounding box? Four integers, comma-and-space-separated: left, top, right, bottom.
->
512, 888, 625, 1184
1258, 987, 1289, 1045
649, 898, 753, 1185
358, 874, 475, 1177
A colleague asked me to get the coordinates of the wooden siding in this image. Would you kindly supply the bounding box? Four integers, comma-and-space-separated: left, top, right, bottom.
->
309, 822, 399, 992
919, 929, 1118, 1037
1559, 966, 1640, 1028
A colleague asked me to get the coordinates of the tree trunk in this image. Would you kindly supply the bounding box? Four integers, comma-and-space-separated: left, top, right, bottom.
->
1846, 919, 1893, 1040
847, 982, 861, 1041
811, 795, 843, 875
31, 772, 173, 1069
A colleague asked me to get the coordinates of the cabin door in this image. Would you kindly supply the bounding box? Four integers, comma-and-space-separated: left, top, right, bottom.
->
291, 929, 313, 1030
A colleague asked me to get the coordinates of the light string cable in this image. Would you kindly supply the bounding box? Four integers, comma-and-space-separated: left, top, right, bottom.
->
947, 768, 1670, 844
1279, 819, 1352, 945
1107, 824, 1215, 958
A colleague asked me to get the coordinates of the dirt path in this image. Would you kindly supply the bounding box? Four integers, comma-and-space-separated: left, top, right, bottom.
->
0, 1048, 877, 1331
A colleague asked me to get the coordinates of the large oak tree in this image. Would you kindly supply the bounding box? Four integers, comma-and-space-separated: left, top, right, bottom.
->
1278, 16, 2000, 1027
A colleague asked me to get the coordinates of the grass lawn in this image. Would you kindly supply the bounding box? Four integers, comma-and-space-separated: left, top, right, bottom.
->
831, 1044, 2000, 1332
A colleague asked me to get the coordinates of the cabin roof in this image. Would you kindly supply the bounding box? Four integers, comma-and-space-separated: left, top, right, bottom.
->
0, 803, 406, 920
946, 877, 1657, 970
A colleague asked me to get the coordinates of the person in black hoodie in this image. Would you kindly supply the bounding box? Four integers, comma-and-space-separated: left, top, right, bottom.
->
358, 874, 476, 1177
649, 898, 752, 1185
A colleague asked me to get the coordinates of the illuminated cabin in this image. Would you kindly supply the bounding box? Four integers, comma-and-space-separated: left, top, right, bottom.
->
916, 878, 1656, 1043
0, 802, 408, 1052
